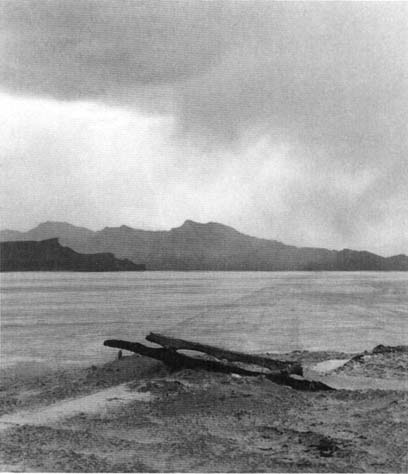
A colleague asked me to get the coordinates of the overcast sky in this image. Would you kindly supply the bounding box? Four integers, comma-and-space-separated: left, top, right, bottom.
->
0, 1, 407, 255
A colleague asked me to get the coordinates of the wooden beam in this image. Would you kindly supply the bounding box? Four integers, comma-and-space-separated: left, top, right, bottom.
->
103, 339, 333, 391
103, 339, 259, 376
146, 332, 303, 375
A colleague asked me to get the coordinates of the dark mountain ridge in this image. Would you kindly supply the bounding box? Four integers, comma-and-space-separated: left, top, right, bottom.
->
1, 220, 407, 271
0, 238, 146, 272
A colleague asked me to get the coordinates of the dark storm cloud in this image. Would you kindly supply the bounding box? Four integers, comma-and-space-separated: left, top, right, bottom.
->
0, 0, 231, 100
2, 1, 406, 150
2, 1, 406, 166
1, 1, 407, 254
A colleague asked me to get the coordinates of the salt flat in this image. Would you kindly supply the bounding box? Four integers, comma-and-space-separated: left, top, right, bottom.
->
2, 271, 407, 374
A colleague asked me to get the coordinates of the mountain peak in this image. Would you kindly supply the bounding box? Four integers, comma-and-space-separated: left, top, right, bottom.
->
170, 220, 202, 231
180, 219, 200, 227
35, 221, 92, 232
26, 222, 95, 239
37, 221, 72, 228
101, 224, 135, 233
177, 220, 237, 231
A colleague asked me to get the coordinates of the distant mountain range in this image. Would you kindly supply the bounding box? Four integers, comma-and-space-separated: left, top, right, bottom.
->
0, 238, 146, 272
1, 220, 407, 271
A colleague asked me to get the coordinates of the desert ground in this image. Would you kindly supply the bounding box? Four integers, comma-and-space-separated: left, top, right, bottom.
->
0, 347, 407, 472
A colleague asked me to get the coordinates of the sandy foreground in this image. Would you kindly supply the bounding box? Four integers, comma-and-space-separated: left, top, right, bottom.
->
0, 348, 407, 472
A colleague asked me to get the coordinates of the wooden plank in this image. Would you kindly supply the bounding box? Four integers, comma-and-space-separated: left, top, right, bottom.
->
146, 332, 303, 375
103, 339, 333, 391
103, 339, 259, 376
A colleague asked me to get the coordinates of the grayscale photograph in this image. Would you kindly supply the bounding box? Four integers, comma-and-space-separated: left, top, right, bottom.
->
0, 0, 407, 472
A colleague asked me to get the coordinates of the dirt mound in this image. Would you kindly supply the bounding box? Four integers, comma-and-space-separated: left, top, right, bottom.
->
1, 350, 407, 472
335, 346, 408, 380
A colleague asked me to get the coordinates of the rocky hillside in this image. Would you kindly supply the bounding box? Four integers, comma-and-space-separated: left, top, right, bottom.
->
0, 238, 146, 272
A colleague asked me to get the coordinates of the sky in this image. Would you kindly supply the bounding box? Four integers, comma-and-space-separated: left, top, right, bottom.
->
0, 1, 407, 256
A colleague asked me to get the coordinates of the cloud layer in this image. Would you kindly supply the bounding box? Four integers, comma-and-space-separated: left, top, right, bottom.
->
1, 1, 407, 255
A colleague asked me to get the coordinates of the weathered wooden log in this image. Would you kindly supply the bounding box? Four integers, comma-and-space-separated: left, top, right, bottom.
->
146, 332, 303, 376
103, 339, 333, 391
104, 339, 259, 376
